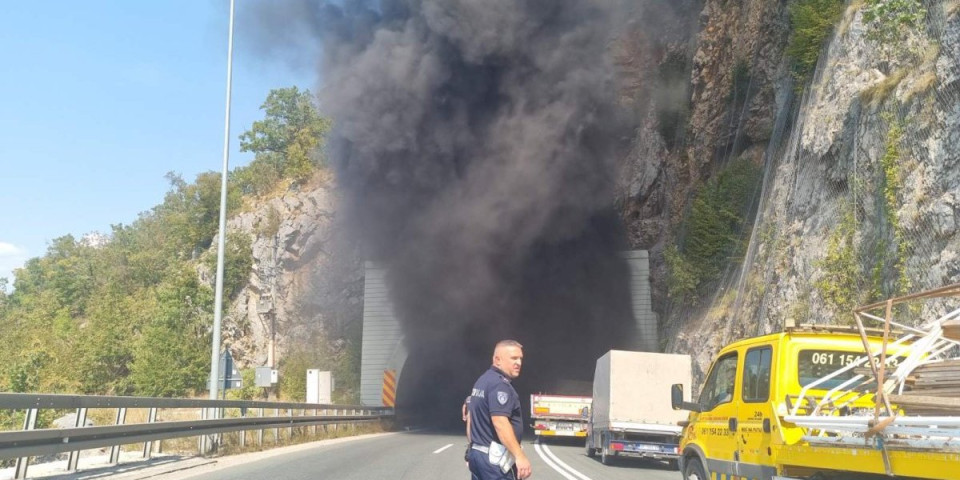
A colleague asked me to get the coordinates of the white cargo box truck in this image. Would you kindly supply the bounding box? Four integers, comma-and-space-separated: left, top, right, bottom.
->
585, 350, 692, 466
530, 394, 592, 438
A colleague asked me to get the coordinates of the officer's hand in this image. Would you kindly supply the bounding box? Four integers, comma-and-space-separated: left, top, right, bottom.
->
515, 453, 532, 479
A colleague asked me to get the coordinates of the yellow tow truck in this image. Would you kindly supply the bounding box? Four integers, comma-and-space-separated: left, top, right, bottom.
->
671, 286, 960, 480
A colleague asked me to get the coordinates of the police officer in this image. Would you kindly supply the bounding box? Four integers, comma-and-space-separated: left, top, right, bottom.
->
467, 340, 532, 480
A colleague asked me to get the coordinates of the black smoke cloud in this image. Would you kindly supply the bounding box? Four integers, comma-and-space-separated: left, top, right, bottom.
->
248, 0, 646, 425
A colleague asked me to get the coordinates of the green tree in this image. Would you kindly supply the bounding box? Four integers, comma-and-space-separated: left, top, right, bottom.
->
158, 171, 242, 258
238, 86, 331, 189
75, 291, 142, 395
128, 266, 212, 397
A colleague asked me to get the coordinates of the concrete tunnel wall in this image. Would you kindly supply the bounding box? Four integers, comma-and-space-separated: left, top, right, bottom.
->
359, 252, 656, 407
359, 263, 407, 407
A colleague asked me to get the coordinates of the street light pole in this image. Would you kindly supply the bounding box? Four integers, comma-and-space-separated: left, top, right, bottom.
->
209, 0, 235, 402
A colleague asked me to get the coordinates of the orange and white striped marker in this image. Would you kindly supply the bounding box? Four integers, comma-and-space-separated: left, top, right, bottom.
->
382, 369, 397, 407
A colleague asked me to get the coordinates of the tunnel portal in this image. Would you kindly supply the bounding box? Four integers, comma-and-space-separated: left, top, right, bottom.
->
360, 251, 656, 428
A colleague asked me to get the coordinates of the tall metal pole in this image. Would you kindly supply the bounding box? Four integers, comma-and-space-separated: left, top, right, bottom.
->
210, 0, 235, 402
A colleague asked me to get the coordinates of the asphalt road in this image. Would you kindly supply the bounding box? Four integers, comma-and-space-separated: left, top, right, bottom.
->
160, 431, 680, 480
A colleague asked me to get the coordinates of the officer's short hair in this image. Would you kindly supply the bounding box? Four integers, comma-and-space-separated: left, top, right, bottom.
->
495, 339, 523, 350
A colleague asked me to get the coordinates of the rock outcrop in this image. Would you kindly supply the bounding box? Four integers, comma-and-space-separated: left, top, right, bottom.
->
664, 2, 960, 378
220, 175, 363, 369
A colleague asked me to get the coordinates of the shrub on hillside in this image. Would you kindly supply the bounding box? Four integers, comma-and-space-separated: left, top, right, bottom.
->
787, 0, 846, 85
669, 157, 762, 300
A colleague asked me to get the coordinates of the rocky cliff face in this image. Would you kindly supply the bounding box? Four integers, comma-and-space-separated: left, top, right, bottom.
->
617, 0, 793, 377
618, 2, 790, 276
685, 0, 791, 169
664, 2, 960, 379
220, 175, 363, 369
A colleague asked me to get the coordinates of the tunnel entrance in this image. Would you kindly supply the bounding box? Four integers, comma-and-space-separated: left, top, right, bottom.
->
364, 250, 657, 429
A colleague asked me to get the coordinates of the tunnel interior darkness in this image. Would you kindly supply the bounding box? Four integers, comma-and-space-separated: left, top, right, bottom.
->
391, 227, 641, 429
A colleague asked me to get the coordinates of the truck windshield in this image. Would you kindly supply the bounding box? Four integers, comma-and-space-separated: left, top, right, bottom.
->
797, 350, 901, 390
699, 352, 738, 411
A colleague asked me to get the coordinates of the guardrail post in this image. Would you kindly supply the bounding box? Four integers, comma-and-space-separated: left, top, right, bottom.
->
240, 407, 247, 448
218, 406, 225, 446
333, 409, 338, 432
14, 408, 38, 480
142, 407, 157, 458
109, 407, 127, 465
199, 407, 219, 454
67, 407, 88, 471
258, 408, 264, 447
199, 407, 207, 455
288, 408, 294, 440
274, 408, 280, 444
156, 408, 164, 454
312, 408, 318, 436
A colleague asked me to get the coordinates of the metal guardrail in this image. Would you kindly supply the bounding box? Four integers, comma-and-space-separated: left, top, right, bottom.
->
0, 393, 393, 479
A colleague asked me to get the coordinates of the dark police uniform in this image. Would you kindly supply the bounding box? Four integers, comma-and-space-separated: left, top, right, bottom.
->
467, 366, 523, 480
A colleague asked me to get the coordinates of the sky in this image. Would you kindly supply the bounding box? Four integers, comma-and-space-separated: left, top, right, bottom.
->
0, 1, 314, 286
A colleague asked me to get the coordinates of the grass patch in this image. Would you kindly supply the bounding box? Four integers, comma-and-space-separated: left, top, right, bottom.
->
706, 289, 740, 324
902, 43, 941, 104
921, 42, 940, 65
948, 0, 960, 17
838, 1, 866, 37
903, 71, 938, 104
860, 69, 908, 108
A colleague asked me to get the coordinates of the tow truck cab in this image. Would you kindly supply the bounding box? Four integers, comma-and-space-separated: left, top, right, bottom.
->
668, 327, 953, 480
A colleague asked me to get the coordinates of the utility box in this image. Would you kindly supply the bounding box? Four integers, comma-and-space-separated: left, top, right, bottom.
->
255, 366, 278, 387
306, 369, 333, 404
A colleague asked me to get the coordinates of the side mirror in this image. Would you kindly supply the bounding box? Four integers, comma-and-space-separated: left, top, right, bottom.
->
671, 383, 702, 413
671, 384, 684, 410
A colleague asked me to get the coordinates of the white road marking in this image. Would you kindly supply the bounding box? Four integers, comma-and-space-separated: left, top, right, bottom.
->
433, 443, 454, 454
537, 442, 594, 480
533, 442, 578, 480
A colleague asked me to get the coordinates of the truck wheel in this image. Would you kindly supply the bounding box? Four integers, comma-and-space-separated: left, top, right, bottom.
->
682, 458, 707, 480
585, 444, 595, 458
